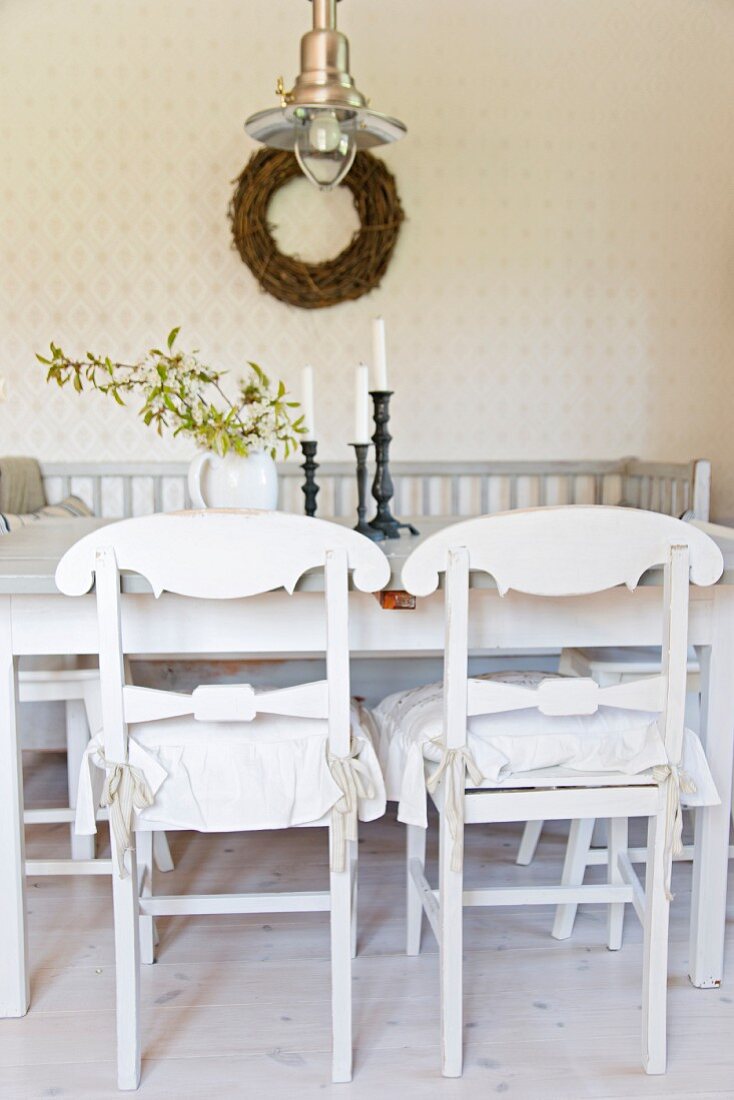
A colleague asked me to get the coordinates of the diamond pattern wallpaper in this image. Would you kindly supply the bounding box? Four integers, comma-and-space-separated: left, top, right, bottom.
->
1, 0, 733, 515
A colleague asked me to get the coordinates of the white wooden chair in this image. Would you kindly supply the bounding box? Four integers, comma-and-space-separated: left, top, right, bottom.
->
530, 483, 708, 885
55, 510, 390, 1090
378, 507, 722, 1077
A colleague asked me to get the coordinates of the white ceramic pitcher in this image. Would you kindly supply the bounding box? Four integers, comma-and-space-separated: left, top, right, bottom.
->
187, 450, 278, 510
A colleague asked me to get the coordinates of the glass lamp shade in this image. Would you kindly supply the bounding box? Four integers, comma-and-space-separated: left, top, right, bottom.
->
294, 109, 357, 190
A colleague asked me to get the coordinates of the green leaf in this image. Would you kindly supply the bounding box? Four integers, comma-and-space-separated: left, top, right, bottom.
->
248, 362, 266, 385
37, 334, 303, 462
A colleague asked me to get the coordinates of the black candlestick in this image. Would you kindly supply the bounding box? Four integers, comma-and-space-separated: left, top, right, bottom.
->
300, 439, 319, 517
369, 391, 419, 539
351, 443, 385, 541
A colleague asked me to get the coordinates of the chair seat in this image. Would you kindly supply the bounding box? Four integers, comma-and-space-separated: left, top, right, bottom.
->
373, 671, 718, 828
76, 703, 386, 835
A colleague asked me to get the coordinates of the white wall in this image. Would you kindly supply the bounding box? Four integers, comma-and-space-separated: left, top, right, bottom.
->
2, 0, 733, 515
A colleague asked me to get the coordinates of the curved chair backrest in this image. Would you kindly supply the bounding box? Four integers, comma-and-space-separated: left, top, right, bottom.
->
400, 507, 723, 761
56, 510, 391, 765
56, 510, 389, 599
401, 507, 722, 598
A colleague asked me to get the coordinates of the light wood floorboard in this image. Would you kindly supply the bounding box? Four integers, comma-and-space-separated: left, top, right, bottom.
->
3, 750, 733, 1099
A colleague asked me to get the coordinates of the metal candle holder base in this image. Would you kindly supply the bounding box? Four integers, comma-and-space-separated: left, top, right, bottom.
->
300, 439, 319, 517
369, 391, 419, 539
351, 443, 385, 540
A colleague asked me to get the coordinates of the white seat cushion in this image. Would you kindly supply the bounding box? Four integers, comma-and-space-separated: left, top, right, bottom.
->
372, 671, 718, 828
76, 701, 385, 835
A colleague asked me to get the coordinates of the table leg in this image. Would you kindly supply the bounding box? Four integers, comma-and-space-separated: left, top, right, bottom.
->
0, 596, 29, 1015
689, 587, 734, 988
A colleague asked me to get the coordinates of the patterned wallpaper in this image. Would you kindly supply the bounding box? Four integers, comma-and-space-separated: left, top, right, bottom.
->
1, 0, 733, 514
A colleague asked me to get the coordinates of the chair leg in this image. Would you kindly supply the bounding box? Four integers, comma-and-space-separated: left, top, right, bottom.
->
136, 831, 156, 966
607, 817, 628, 950
591, 818, 608, 848
65, 700, 95, 861
516, 819, 543, 866
111, 838, 142, 1090
330, 826, 353, 1083
152, 831, 174, 873
642, 808, 670, 1074
349, 838, 359, 960
439, 806, 463, 1078
552, 817, 595, 940
557, 648, 577, 676
406, 823, 427, 955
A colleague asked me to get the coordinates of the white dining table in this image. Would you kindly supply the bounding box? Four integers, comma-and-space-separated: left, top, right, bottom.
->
1, 515, 733, 1018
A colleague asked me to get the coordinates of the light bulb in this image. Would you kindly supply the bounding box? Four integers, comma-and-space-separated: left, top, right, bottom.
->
295, 110, 357, 191
308, 112, 342, 153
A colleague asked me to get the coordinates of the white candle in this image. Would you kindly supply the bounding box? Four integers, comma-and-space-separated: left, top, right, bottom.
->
354, 363, 370, 443
301, 364, 315, 440
372, 317, 388, 391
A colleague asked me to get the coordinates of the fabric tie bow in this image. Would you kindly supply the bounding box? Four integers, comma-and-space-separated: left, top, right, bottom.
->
427, 743, 484, 872
99, 751, 155, 878
652, 761, 697, 900
328, 738, 375, 873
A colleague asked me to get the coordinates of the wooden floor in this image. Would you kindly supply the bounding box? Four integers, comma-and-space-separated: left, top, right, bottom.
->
3, 752, 734, 1100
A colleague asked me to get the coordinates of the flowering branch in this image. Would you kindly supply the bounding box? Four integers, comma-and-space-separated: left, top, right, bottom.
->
37, 328, 305, 459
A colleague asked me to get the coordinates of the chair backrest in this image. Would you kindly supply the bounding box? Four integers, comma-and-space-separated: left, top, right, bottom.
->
401, 507, 723, 764
55, 510, 391, 765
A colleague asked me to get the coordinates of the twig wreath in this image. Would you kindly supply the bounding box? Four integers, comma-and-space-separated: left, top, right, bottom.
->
229, 148, 404, 310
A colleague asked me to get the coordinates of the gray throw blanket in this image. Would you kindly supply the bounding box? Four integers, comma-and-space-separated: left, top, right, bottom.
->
0, 456, 46, 513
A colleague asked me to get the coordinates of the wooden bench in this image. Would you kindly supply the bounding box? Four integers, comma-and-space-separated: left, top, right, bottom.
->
40, 456, 711, 522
